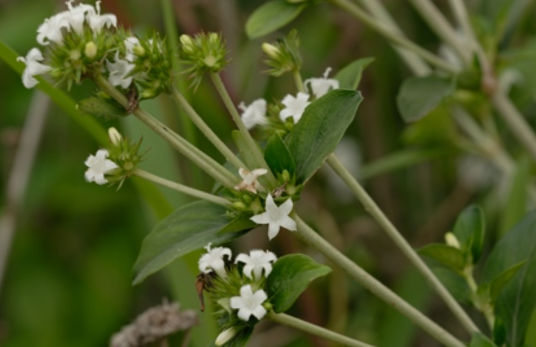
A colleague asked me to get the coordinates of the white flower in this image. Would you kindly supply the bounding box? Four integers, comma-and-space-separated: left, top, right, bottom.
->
65, 1, 96, 34
198, 243, 232, 279
215, 328, 237, 346
230, 285, 268, 321
84, 149, 118, 185
304, 67, 339, 99
36, 11, 71, 45
106, 52, 136, 88
234, 168, 267, 194
279, 92, 310, 123
238, 99, 267, 130
17, 48, 52, 88
250, 194, 296, 240
87, 1, 116, 34
235, 250, 277, 279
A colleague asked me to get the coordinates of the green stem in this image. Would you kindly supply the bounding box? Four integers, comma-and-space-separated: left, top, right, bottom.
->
356, 0, 431, 76
326, 154, 480, 334
93, 74, 237, 189
170, 87, 245, 170
329, 0, 457, 74
209, 72, 278, 187
293, 215, 466, 347
134, 169, 231, 207
491, 90, 536, 162
462, 267, 495, 329
408, 0, 471, 65
268, 312, 377, 347
293, 70, 305, 93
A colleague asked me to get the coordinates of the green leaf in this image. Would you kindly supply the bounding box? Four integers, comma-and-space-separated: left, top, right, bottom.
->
396, 75, 455, 122
264, 133, 295, 177
133, 201, 250, 285
334, 57, 374, 90
431, 267, 472, 304
267, 254, 331, 313
232, 130, 261, 170
500, 155, 531, 236
482, 212, 536, 346
469, 332, 498, 347
246, 1, 307, 39
453, 205, 485, 263
418, 244, 466, 272
286, 89, 363, 184
489, 261, 527, 302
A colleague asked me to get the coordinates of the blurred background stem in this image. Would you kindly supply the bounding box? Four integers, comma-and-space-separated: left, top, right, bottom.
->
0, 91, 49, 295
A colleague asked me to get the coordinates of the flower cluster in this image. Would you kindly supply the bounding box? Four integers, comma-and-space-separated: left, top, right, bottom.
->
197, 245, 278, 346
18, 1, 172, 99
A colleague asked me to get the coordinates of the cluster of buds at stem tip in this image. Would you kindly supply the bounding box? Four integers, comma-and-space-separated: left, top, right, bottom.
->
262, 29, 302, 77
84, 127, 144, 188
178, 32, 229, 89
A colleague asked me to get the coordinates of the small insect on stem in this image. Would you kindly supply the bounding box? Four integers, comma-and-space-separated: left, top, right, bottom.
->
195, 273, 214, 312
126, 87, 139, 114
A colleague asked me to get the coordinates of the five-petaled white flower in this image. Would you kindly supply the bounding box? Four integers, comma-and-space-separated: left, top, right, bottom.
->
250, 194, 296, 240
239, 99, 267, 130
234, 168, 267, 194
235, 250, 277, 279
230, 285, 268, 321
17, 48, 52, 88
279, 92, 310, 123
198, 243, 232, 279
84, 149, 118, 185
304, 67, 339, 99
106, 52, 136, 88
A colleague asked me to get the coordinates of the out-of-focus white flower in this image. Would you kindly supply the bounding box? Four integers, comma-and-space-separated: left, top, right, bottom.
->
250, 194, 296, 240
304, 67, 339, 99
239, 99, 267, 130
234, 168, 267, 194
198, 243, 232, 279
17, 48, 52, 88
106, 52, 136, 88
124, 37, 141, 62
235, 250, 277, 279
84, 149, 118, 185
230, 285, 268, 321
87, 1, 117, 34
279, 92, 310, 123
215, 328, 237, 346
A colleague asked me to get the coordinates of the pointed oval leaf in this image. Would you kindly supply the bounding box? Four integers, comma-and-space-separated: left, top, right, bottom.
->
418, 243, 466, 272
267, 254, 331, 313
286, 89, 363, 184
396, 75, 455, 122
246, 1, 307, 39
469, 332, 498, 347
482, 212, 536, 346
334, 57, 374, 90
264, 132, 296, 177
453, 205, 485, 263
432, 267, 472, 305
133, 201, 250, 285
490, 260, 527, 302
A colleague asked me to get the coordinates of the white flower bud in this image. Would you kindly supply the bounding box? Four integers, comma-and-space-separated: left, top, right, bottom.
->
262, 43, 280, 58
108, 127, 122, 145
180, 34, 194, 52
445, 232, 461, 249
84, 42, 98, 59
215, 328, 236, 346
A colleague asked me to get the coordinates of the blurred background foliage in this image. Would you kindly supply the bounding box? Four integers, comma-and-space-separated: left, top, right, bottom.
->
1, 0, 536, 346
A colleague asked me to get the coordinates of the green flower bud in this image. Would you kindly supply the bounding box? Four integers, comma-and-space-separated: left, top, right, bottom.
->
281, 170, 291, 182
180, 34, 194, 52
242, 194, 253, 204
69, 49, 81, 61
262, 43, 280, 59
263, 29, 303, 77
232, 201, 248, 211
445, 232, 461, 249
215, 328, 236, 346
108, 127, 123, 145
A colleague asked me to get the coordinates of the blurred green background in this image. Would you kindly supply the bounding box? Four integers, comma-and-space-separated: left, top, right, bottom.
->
1, 0, 536, 346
